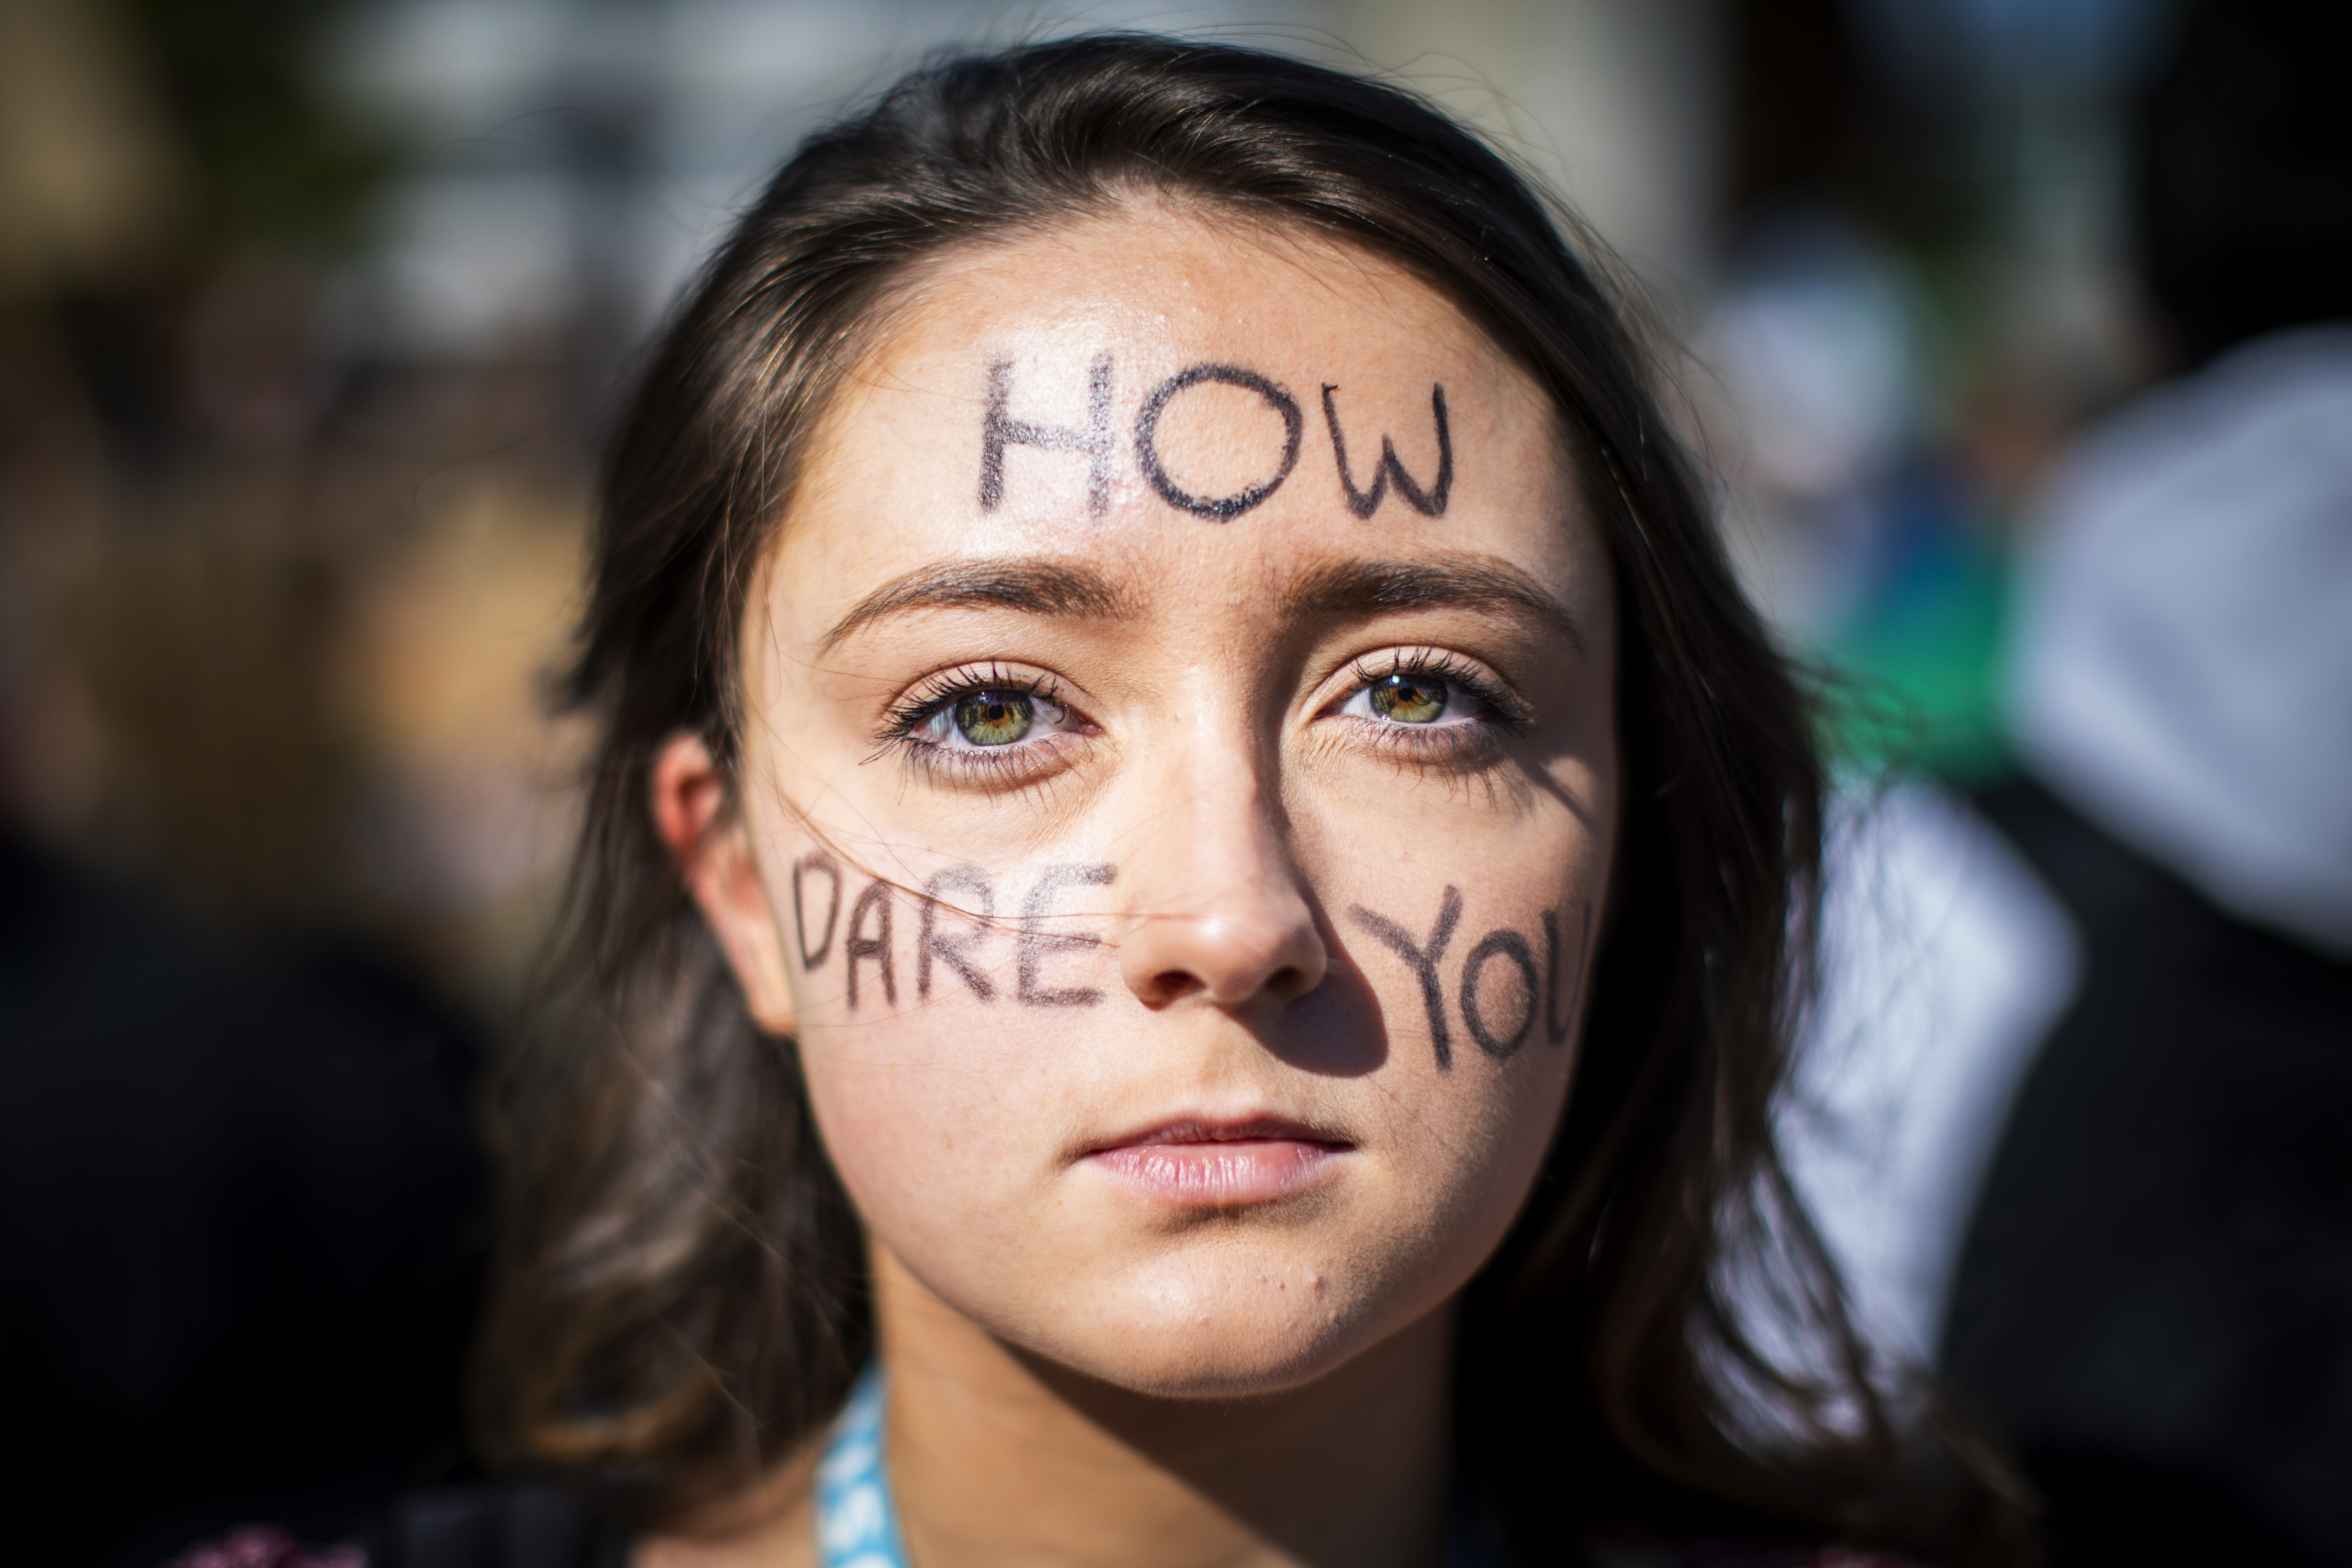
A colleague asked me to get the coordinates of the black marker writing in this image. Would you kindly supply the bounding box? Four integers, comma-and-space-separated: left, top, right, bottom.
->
1134, 364, 1303, 520
980, 355, 1114, 515
1460, 928, 1538, 1060
1540, 904, 1590, 1046
1348, 886, 1464, 1070
845, 881, 896, 1009
1019, 863, 1117, 1006
1321, 383, 1453, 518
792, 852, 843, 971
918, 866, 997, 1002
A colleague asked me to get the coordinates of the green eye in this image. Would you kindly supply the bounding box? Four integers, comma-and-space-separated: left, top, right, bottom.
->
1366, 674, 1449, 724
953, 691, 1033, 746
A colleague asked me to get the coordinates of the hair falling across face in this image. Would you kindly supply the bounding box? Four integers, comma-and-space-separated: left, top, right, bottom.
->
661, 207, 1616, 1406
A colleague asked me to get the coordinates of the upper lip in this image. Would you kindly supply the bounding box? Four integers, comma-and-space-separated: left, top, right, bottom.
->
1084, 1113, 1354, 1154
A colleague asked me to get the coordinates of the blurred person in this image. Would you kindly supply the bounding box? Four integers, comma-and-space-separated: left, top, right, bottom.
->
1701, 209, 2006, 780
1706, 209, 1935, 642
164, 34, 2040, 1568
1945, 0, 2352, 1554
1787, 0, 2352, 1561
0, 2, 510, 1562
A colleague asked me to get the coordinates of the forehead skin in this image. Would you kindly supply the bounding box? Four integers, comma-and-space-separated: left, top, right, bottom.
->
760, 200, 1588, 695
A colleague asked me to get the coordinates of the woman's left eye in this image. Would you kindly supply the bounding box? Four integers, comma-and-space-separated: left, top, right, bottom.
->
1339, 671, 1487, 727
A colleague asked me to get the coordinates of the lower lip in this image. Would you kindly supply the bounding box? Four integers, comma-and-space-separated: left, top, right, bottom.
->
1087, 1140, 1344, 1205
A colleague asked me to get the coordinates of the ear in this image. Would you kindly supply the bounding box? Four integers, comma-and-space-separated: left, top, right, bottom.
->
651, 731, 798, 1035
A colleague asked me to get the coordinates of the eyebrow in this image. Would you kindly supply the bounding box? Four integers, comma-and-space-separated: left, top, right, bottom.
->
1285, 557, 1585, 652
817, 558, 1137, 652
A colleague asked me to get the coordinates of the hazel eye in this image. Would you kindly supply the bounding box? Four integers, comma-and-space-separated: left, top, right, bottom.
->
1366, 673, 1448, 724
1340, 671, 1484, 727
954, 691, 1033, 746
910, 686, 1079, 751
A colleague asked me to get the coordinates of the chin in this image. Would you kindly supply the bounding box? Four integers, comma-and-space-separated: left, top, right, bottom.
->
1057, 1328, 1367, 1402
1017, 1258, 1407, 1402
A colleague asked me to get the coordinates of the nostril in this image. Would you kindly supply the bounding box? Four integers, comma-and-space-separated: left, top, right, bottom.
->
1116, 894, 1329, 1011
1140, 970, 1208, 1008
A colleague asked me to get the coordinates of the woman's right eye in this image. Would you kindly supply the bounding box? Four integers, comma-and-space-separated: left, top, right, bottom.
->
912, 689, 1079, 750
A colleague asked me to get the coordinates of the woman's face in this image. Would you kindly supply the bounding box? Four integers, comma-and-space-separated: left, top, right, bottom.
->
703, 203, 1616, 1399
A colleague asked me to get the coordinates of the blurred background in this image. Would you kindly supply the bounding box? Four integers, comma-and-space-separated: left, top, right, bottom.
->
1, 0, 2344, 1563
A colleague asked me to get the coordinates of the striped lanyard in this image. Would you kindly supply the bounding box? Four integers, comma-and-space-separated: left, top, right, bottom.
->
814, 1366, 1503, 1568
815, 1367, 912, 1568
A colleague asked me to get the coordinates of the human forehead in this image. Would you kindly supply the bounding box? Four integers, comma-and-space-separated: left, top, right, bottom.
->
765, 205, 1591, 644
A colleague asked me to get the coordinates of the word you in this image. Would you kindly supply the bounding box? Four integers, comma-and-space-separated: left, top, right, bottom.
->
981, 355, 1453, 523
1349, 888, 1590, 1070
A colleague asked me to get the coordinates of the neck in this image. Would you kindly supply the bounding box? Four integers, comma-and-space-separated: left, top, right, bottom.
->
873, 1245, 1456, 1568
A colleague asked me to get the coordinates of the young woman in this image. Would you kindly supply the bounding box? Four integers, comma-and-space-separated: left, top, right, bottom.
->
423, 34, 2023, 1568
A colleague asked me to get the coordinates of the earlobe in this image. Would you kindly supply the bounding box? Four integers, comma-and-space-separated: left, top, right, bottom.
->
651, 731, 798, 1036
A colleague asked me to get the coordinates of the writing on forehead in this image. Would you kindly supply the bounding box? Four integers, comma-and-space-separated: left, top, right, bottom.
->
982, 355, 1114, 516
977, 355, 1453, 523
1134, 364, 1303, 520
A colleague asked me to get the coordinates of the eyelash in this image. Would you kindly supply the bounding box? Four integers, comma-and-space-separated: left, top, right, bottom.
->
871, 651, 1527, 784
1333, 648, 1528, 760
872, 662, 1082, 782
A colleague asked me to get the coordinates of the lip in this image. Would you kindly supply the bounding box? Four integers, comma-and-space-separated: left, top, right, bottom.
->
1082, 1115, 1353, 1207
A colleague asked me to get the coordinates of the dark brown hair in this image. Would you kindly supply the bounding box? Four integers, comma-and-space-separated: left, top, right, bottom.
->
477, 33, 2027, 1563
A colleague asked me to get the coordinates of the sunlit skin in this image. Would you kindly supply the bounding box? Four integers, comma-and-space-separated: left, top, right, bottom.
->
645, 202, 1618, 1568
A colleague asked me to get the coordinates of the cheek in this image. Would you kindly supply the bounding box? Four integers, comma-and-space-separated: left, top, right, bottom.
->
798, 1018, 1039, 1252
1306, 764, 1610, 1269
794, 977, 1095, 1277
1332, 876, 1596, 1232
763, 843, 1122, 1022
759, 843, 1122, 1237
1308, 776, 1608, 1080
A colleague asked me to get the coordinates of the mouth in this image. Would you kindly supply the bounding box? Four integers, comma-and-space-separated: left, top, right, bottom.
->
1081, 1115, 1354, 1206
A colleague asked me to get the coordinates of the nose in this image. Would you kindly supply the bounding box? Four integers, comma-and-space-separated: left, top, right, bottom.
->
1117, 756, 1328, 1011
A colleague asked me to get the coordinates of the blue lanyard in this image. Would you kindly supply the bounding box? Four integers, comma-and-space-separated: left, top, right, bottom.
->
815, 1366, 913, 1568
814, 1366, 1501, 1568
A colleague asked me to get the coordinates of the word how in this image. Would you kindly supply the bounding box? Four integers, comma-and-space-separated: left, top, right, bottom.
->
981, 355, 1451, 522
